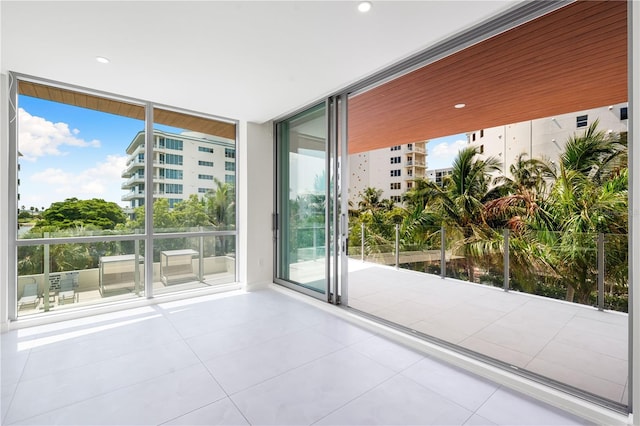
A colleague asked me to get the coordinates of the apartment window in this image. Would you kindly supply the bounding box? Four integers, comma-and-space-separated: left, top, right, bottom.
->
199, 146, 214, 153
225, 175, 235, 184
390, 182, 401, 190
390, 145, 401, 151
225, 162, 236, 171
621, 107, 628, 120
199, 174, 214, 180
165, 154, 183, 165
407, 170, 413, 177
165, 169, 183, 179
13, 76, 238, 320
198, 160, 214, 167
480, 129, 484, 138
576, 114, 588, 128
407, 143, 413, 150
390, 196, 401, 203
165, 183, 183, 194
164, 138, 183, 151
390, 169, 401, 177
390, 156, 401, 164
472, 133, 476, 142
225, 148, 235, 158
480, 144, 484, 154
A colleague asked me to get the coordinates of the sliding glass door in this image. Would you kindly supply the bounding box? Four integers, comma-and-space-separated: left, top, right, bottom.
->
275, 104, 329, 298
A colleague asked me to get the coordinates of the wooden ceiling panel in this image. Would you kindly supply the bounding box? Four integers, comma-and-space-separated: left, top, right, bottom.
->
348, 0, 628, 154
18, 81, 236, 140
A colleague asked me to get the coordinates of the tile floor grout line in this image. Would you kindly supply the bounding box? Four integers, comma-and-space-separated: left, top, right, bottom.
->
222, 344, 351, 398
1, 347, 31, 426
4, 361, 209, 425
308, 371, 402, 426
399, 365, 494, 416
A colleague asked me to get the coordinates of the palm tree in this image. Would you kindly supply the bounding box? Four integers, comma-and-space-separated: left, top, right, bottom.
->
206, 178, 235, 229
561, 119, 625, 184
539, 124, 627, 303
403, 178, 440, 211
358, 187, 384, 212
427, 146, 503, 281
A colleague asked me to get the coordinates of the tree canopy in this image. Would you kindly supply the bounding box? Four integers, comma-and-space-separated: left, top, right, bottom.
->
37, 198, 127, 230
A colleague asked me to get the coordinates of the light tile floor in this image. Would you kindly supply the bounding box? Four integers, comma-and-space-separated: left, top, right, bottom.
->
2, 289, 591, 425
348, 262, 629, 404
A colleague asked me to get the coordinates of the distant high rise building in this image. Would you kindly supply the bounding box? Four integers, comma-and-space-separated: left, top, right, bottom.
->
426, 167, 453, 187
466, 104, 629, 176
348, 141, 427, 205
121, 130, 235, 211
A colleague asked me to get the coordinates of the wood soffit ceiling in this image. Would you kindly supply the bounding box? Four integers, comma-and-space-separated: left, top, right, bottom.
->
348, 0, 628, 154
18, 81, 237, 140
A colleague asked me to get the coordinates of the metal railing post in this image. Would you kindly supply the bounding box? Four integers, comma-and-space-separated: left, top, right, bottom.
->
395, 224, 400, 269
43, 232, 50, 312
134, 238, 141, 295
313, 225, 317, 258
199, 226, 204, 282
503, 228, 510, 291
361, 222, 365, 262
440, 226, 446, 279
597, 233, 605, 311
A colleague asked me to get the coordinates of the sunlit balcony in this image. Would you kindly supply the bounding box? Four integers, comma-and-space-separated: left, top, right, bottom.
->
17, 248, 236, 316
286, 224, 629, 407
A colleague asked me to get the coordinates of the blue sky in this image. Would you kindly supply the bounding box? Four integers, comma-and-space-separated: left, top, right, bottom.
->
426, 134, 467, 170
18, 96, 186, 210
18, 95, 466, 210
18, 96, 144, 210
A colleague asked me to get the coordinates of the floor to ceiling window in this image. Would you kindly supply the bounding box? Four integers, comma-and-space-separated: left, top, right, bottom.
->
274, 0, 630, 413
10, 76, 238, 319
275, 103, 328, 298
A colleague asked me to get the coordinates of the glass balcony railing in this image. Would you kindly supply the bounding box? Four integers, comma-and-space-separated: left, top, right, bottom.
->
16, 233, 237, 317
349, 223, 628, 312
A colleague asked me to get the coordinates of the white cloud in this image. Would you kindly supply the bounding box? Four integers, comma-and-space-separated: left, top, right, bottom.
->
28, 155, 128, 207
430, 139, 467, 159
18, 108, 101, 161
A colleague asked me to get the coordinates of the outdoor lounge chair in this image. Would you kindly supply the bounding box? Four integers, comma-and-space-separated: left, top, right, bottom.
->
58, 272, 78, 305
18, 281, 39, 309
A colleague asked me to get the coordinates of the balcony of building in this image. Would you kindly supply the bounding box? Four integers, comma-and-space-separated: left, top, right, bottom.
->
121, 190, 144, 202
121, 159, 144, 178
16, 248, 236, 318
287, 223, 628, 409
404, 145, 426, 154
405, 160, 426, 168
121, 175, 145, 189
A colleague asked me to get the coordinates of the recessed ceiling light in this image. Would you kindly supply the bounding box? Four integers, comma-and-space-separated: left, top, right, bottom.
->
96, 56, 110, 64
358, 1, 372, 13
454, 103, 466, 109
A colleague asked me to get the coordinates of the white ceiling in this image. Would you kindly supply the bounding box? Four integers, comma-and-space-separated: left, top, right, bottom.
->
1, 1, 521, 123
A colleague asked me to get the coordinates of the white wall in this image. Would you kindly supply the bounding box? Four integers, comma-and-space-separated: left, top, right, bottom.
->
238, 121, 274, 289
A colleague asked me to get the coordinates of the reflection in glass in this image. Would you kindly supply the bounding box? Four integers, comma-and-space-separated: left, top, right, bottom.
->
17, 240, 145, 316
277, 104, 327, 293
153, 235, 236, 296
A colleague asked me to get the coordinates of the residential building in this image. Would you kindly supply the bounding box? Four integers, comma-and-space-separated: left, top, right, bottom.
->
121, 130, 235, 210
467, 104, 629, 174
426, 167, 453, 187
348, 141, 427, 204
